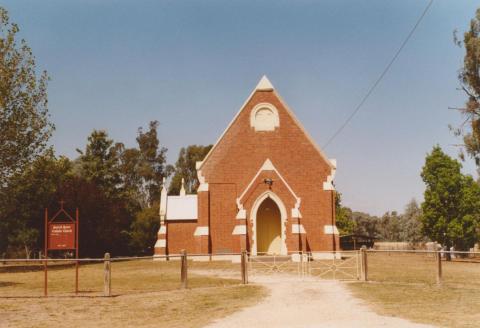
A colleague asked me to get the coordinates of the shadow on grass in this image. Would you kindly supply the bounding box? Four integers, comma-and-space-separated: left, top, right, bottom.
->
0, 281, 21, 287
0, 283, 247, 299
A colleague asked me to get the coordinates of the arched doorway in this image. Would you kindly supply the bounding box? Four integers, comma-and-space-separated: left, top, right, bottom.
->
256, 198, 282, 255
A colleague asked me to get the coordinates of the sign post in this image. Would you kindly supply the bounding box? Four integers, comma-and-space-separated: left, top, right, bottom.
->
44, 201, 79, 297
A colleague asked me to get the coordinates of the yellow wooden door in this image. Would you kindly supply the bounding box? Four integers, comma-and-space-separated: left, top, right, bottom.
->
256, 198, 281, 255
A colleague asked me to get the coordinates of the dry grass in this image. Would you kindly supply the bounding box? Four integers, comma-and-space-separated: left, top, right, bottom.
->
347, 252, 480, 328
0, 260, 266, 328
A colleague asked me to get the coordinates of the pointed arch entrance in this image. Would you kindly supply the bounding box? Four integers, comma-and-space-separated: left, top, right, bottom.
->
251, 191, 287, 256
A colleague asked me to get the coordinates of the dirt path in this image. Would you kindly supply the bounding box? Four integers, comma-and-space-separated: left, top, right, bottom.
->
203, 274, 435, 328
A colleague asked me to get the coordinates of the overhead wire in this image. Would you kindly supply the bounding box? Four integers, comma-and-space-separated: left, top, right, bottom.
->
322, 0, 434, 149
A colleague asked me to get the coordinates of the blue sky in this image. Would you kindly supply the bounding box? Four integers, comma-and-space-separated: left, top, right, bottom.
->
3, 0, 479, 215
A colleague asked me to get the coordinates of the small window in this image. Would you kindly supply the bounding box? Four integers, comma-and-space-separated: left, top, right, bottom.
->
250, 103, 280, 131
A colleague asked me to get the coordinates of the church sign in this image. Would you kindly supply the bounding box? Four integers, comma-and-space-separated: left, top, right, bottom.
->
43, 201, 79, 297
47, 222, 76, 250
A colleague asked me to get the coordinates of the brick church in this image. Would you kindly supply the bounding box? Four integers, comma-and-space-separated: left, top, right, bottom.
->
155, 76, 339, 260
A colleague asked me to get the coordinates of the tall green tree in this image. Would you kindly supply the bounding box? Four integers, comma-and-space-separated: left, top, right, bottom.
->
335, 192, 356, 235
0, 150, 72, 257
401, 199, 425, 244
421, 146, 480, 251
352, 211, 380, 238
0, 7, 54, 185
57, 176, 137, 257
169, 144, 212, 195
135, 121, 172, 205
76, 130, 123, 196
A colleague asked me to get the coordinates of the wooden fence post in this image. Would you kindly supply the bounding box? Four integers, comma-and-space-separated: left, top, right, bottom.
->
241, 250, 247, 284
361, 246, 368, 281
181, 249, 188, 289
104, 252, 111, 297
356, 250, 361, 280
436, 250, 442, 285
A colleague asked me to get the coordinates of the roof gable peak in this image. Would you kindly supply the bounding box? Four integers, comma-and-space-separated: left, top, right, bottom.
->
255, 75, 274, 91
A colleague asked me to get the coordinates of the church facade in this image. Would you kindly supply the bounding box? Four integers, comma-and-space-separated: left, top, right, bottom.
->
155, 76, 339, 260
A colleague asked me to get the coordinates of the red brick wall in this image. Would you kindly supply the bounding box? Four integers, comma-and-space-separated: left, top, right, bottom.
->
163, 88, 337, 254
199, 89, 336, 253
166, 221, 197, 254
209, 183, 238, 253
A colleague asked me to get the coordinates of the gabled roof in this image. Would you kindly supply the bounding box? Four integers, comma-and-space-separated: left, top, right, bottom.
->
237, 159, 300, 208
197, 75, 334, 171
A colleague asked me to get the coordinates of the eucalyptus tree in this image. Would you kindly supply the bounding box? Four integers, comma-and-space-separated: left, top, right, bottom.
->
0, 7, 54, 185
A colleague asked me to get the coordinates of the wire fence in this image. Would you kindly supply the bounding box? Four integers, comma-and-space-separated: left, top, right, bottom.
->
3, 249, 480, 298
0, 252, 244, 298
362, 249, 480, 288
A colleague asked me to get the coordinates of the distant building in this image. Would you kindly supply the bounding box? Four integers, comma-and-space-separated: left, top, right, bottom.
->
339, 234, 376, 250
155, 76, 339, 260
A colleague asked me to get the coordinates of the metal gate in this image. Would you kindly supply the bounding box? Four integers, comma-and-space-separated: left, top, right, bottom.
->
247, 251, 360, 280
307, 251, 360, 280
248, 253, 306, 277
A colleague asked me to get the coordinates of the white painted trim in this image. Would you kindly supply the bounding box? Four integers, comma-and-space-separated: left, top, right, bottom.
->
198, 183, 209, 192
236, 209, 246, 219
291, 208, 302, 219
292, 223, 306, 234
250, 191, 287, 256
197, 168, 208, 191
194, 226, 209, 236
237, 159, 301, 208
155, 239, 166, 248
179, 178, 186, 196
250, 102, 280, 131
210, 254, 242, 263
158, 226, 166, 234
324, 225, 339, 235
232, 225, 247, 235
189, 255, 210, 262
159, 178, 167, 222
255, 75, 274, 90
197, 76, 334, 173
323, 158, 337, 191
311, 252, 342, 260
260, 158, 275, 170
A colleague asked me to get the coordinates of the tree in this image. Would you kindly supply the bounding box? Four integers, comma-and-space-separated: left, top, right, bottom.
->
0, 7, 54, 185
169, 144, 212, 195
9, 226, 38, 259
0, 150, 72, 257
57, 176, 137, 257
401, 199, 425, 244
377, 211, 402, 241
129, 206, 160, 255
135, 121, 173, 205
76, 130, 122, 196
335, 192, 356, 235
352, 211, 380, 238
421, 146, 480, 251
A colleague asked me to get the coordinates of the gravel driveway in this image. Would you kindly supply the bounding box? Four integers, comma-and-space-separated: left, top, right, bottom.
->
204, 274, 435, 328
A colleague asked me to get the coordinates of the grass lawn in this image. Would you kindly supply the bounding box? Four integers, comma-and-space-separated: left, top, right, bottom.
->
0, 259, 266, 328
347, 252, 480, 328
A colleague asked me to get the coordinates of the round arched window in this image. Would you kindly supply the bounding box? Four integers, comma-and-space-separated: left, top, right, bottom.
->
250, 103, 280, 131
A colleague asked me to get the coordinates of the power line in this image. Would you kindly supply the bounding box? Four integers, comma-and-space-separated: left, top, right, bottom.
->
322, 0, 434, 149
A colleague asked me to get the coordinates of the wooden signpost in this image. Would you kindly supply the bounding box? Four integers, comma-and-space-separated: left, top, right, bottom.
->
44, 201, 79, 297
